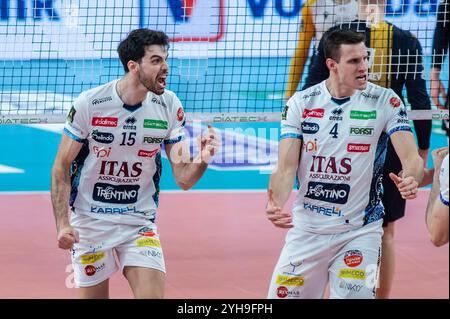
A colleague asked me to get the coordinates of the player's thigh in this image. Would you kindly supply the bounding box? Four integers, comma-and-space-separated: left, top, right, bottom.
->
123, 266, 165, 299
329, 226, 382, 299
78, 279, 110, 299
267, 228, 330, 299
116, 223, 166, 298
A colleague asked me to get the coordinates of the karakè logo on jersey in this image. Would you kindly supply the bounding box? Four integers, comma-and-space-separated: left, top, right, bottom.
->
177, 107, 185, 121
389, 97, 401, 108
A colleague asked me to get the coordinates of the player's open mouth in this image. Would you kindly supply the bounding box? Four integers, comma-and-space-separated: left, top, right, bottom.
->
356, 75, 367, 81
157, 77, 166, 88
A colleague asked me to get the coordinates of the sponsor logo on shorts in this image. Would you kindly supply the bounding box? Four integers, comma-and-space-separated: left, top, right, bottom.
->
389, 97, 401, 108
93, 183, 140, 204
349, 127, 374, 136
276, 275, 305, 287
276, 286, 288, 298
67, 105, 76, 124
91, 130, 114, 144
302, 108, 324, 119
338, 268, 366, 280
305, 182, 350, 204
139, 249, 163, 259
81, 252, 105, 265
92, 117, 118, 127
138, 227, 156, 237
92, 96, 112, 105
344, 250, 364, 267
84, 263, 106, 276
347, 143, 371, 153
143, 119, 168, 130
303, 202, 342, 217
136, 237, 161, 248
339, 281, 364, 292
143, 136, 165, 144
138, 149, 159, 158
93, 146, 111, 158
350, 110, 376, 120
301, 122, 320, 134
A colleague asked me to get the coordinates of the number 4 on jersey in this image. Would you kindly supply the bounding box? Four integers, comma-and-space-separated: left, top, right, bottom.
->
329, 123, 339, 139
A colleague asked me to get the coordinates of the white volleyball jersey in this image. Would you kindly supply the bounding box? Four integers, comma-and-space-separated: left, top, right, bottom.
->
281, 81, 412, 233
64, 80, 186, 224
440, 154, 449, 206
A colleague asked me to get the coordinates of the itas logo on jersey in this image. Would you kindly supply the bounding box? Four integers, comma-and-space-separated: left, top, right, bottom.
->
305, 182, 350, 204
309, 156, 352, 175
99, 161, 143, 178
301, 122, 319, 134
347, 143, 371, 153
93, 183, 140, 204
91, 130, 114, 144
92, 117, 118, 127
302, 108, 324, 119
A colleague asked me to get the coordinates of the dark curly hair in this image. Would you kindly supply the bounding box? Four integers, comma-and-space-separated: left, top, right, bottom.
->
117, 29, 170, 72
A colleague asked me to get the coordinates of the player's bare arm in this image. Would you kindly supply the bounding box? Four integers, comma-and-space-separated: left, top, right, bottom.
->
266, 138, 302, 228
51, 134, 83, 249
389, 130, 425, 200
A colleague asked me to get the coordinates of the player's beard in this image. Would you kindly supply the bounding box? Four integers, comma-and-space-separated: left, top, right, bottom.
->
138, 70, 165, 95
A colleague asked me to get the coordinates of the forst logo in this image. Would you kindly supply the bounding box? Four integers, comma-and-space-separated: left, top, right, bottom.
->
349, 127, 374, 136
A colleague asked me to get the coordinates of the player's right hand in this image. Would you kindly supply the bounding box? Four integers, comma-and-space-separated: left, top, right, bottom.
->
56, 226, 79, 250
266, 189, 293, 229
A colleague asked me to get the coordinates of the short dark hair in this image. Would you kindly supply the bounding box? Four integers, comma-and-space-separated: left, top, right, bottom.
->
117, 29, 170, 72
323, 29, 365, 62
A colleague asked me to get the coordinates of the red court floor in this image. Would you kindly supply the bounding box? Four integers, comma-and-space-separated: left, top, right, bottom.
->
0, 190, 447, 299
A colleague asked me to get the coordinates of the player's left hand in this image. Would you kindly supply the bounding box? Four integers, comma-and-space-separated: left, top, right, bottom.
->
389, 173, 419, 200
197, 125, 221, 163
